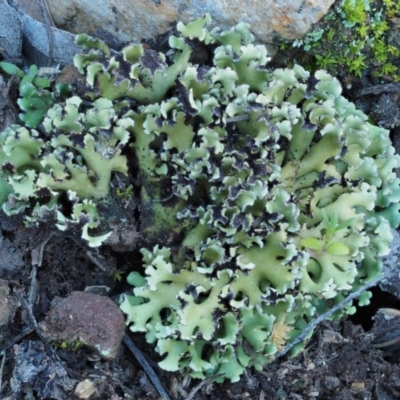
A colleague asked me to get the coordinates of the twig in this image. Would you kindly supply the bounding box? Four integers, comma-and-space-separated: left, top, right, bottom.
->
0, 351, 6, 396
0, 326, 34, 352
31, 233, 54, 267
274, 274, 386, 360
28, 264, 39, 307
19, 296, 47, 344
19, 262, 45, 344
122, 334, 171, 400
151, 192, 176, 203
357, 82, 400, 97
38, 0, 54, 66
185, 374, 223, 400
85, 250, 108, 272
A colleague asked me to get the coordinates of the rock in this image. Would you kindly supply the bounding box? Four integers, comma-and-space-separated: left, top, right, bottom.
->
0, 1, 79, 66
39, 291, 126, 360
19, 12, 80, 66
74, 379, 97, 399
0, 2, 22, 60
20, 0, 334, 47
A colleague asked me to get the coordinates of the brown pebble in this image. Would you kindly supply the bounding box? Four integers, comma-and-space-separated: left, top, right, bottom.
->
40, 291, 125, 360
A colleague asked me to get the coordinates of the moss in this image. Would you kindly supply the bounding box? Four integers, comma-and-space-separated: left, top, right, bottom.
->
281, 0, 400, 81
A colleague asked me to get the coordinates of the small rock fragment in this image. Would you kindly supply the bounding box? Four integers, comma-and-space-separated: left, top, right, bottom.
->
324, 376, 340, 390
40, 291, 125, 360
75, 379, 96, 399
0, 2, 22, 60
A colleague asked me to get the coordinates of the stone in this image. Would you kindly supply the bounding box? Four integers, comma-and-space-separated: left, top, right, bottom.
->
0, 1, 79, 66
75, 379, 97, 399
19, 12, 80, 66
0, 2, 22, 60
39, 291, 126, 360
14, 0, 334, 48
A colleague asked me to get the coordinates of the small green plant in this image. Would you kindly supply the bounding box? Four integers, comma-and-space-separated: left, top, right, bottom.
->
300, 211, 354, 256
52, 338, 84, 351
113, 269, 125, 282
315, 52, 338, 69
382, 0, 400, 17
0, 62, 71, 128
285, 0, 400, 80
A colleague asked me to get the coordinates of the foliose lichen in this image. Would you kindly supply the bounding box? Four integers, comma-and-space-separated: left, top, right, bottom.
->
0, 94, 133, 246
117, 15, 400, 381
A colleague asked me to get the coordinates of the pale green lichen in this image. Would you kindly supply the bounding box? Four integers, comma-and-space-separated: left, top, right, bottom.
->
0, 96, 133, 246
119, 16, 400, 382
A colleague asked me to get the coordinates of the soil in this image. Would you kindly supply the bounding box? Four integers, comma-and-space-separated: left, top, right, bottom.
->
2, 5, 400, 400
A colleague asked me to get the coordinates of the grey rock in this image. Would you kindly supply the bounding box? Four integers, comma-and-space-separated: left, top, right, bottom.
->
19, 12, 80, 66
0, 2, 22, 60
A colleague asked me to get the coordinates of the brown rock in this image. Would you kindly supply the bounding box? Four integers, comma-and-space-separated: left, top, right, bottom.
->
14, 0, 335, 47
40, 291, 125, 360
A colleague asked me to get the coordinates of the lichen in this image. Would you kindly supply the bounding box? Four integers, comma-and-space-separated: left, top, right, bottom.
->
0, 96, 133, 246
118, 16, 400, 381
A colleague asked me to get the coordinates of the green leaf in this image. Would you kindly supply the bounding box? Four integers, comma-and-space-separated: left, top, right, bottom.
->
0, 61, 25, 78
321, 208, 330, 228
33, 76, 51, 88
20, 64, 38, 88
330, 210, 338, 228
127, 271, 147, 287
335, 218, 354, 232
300, 237, 324, 251
326, 242, 350, 255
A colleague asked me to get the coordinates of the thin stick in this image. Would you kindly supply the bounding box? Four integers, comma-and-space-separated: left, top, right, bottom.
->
85, 250, 108, 272
122, 334, 171, 400
274, 274, 386, 360
0, 351, 6, 396
28, 264, 39, 307
31, 233, 54, 267
185, 374, 223, 400
357, 83, 400, 96
0, 327, 34, 352
38, 0, 54, 66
